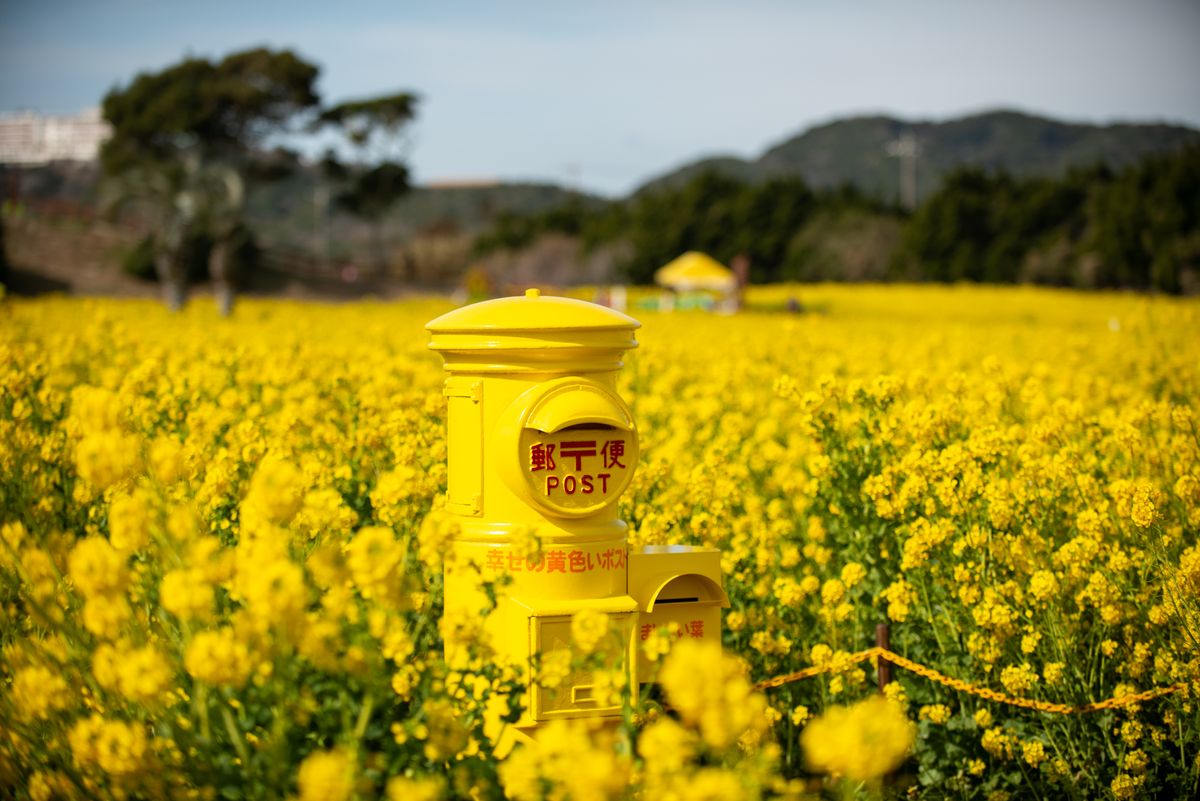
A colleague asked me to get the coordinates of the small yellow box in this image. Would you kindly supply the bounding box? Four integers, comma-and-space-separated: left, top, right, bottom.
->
628, 546, 729, 682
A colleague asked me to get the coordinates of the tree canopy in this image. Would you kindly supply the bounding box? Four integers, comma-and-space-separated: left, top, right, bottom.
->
473, 146, 1200, 293
99, 47, 419, 307
100, 48, 321, 173
316, 93, 418, 156
474, 172, 887, 284
893, 148, 1200, 292
316, 92, 420, 226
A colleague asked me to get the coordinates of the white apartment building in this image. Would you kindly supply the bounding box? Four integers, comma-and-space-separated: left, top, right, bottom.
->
0, 108, 111, 165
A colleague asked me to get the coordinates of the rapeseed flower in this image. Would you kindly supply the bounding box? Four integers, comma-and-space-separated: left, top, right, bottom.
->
297, 748, 353, 801
918, 704, 952, 725
659, 640, 768, 750
10, 665, 69, 720
570, 607, 609, 654
801, 695, 914, 781
2, 288, 1198, 800
184, 627, 252, 687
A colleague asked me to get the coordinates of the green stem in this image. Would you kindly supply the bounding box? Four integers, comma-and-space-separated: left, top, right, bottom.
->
353, 693, 375, 744
917, 574, 948, 658
197, 682, 211, 742
222, 705, 251, 771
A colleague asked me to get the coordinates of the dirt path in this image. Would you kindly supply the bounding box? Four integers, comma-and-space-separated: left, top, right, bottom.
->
3, 214, 155, 297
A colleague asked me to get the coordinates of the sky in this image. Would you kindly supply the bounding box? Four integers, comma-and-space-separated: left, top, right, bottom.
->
2, 0, 1199, 196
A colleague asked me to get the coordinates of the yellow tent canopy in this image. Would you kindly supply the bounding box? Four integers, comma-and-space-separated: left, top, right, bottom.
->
654, 251, 737, 292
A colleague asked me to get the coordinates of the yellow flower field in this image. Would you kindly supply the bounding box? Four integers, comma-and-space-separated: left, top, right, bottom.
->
1, 285, 1198, 800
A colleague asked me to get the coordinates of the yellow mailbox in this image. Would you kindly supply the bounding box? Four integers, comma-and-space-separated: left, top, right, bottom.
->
426, 289, 728, 745
428, 289, 640, 737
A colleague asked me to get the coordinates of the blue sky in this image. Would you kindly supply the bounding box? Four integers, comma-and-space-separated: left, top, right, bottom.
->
2, 0, 1198, 195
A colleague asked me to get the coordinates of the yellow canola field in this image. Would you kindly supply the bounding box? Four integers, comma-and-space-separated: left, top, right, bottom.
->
1, 285, 1199, 801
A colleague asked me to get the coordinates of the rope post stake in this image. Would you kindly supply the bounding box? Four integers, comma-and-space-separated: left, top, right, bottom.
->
875, 623, 892, 693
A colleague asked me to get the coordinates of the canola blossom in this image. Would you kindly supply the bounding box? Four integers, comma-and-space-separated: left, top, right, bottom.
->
802, 695, 915, 781
1, 284, 1199, 800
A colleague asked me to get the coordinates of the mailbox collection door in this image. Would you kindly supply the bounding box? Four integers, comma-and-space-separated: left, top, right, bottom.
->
529, 613, 634, 722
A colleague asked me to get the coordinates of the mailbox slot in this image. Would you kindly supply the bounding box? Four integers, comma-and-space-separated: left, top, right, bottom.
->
645, 574, 726, 611
525, 382, 634, 434
571, 685, 598, 705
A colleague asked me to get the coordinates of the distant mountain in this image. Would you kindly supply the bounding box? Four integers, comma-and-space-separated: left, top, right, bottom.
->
8, 108, 1198, 247
636, 109, 1200, 203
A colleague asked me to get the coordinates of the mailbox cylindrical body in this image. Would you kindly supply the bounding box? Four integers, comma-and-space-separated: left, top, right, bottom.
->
427, 290, 642, 737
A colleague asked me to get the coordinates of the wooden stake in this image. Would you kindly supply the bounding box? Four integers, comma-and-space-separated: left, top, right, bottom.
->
876, 623, 892, 691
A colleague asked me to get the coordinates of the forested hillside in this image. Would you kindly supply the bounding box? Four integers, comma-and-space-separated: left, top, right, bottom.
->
638, 109, 1200, 204
477, 146, 1200, 293
4, 109, 1198, 293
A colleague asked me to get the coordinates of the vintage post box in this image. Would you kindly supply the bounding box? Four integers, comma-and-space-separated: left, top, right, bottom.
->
427, 289, 728, 744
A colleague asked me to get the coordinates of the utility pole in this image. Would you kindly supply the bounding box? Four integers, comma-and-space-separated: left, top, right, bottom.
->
564, 162, 581, 198
885, 132, 919, 211
314, 183, 331, 270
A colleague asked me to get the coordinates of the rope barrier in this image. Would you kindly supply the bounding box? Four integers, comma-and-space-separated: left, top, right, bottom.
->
753, 646, 1190, 714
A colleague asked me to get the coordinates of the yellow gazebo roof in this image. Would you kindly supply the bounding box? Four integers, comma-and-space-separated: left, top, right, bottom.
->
654, 251, 737, 292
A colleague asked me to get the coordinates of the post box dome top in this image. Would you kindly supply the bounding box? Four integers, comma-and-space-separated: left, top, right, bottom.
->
427, 290, 640, 371
427, 289, 640, 335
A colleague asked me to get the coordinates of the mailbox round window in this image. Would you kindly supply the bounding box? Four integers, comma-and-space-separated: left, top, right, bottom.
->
520, 426, 636, 516
511, 380, 639, 518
